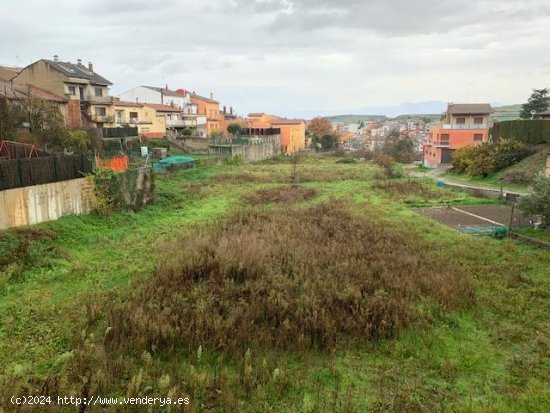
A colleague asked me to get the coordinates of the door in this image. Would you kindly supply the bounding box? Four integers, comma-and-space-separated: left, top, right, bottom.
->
441, 148, 454, 164
79, 86, 84, 100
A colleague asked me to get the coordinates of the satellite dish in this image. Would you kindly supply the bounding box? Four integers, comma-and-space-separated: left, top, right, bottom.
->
530, 110, 536, 115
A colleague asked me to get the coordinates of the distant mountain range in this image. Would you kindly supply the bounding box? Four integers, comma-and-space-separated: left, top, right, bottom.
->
285, 101, 447, 120
290, 101, 522, 122
355, 101, 447, 117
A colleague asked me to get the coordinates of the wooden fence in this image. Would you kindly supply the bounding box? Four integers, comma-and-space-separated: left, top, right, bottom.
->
0, 154, 93, 191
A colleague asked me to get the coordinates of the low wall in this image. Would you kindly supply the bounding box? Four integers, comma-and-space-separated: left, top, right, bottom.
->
209, 136, 282, 162
177, 137, 210, 153
443, 183, 523, 202
0, 178, 93, 230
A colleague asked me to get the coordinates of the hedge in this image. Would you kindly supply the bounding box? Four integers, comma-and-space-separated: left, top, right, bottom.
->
491, 120, 550, 144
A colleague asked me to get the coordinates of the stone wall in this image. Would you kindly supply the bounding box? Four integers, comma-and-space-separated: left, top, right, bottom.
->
0, 178, 93, 230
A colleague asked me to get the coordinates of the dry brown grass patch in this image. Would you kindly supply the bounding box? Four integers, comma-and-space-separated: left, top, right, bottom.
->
242, 186, 319, 205
106, 199, 474, 356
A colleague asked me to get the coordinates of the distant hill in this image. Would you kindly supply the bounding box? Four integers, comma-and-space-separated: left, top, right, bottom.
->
392, 114, 442, 122
327, 114, 388, 123
356, 101, 447, 117
491, 105, 522, 122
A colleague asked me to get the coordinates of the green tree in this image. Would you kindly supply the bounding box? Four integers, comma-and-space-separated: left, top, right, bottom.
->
311, 134, 338, 151
0, 98, 24, 141
380, 131, 414, 163
20, 97, 66, 150
307, 117, 334, 138
518, 173, 550, 227
227, 123, 242, 137
520, 88, 550, 119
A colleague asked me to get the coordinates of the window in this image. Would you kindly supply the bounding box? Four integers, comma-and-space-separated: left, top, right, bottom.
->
129, 111, 138, 120
68, 86, 76, 95
94, 87, 103, 97
474, 134, 483, 142
474, 117, 483, 125
456, 117, 466, 124
95, 107, 106, 116
440, 133, 450, 144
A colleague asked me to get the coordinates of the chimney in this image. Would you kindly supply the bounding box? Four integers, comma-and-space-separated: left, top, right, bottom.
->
77, 58, 82, 66
223, 105, 227, 114
230, 107, 233, 115
210, 92, 214, 100
165, 84, 169, 91
88, 62, 93, 72
53, 54, 59, 62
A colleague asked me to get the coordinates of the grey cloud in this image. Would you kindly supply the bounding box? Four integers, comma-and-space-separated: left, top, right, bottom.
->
1, 0, 549, 116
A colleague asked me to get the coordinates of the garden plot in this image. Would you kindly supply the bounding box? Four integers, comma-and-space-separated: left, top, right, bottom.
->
416, 204, 534, 229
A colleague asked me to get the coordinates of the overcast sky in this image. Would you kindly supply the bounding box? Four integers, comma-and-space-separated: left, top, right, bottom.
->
1, 0, 549, 117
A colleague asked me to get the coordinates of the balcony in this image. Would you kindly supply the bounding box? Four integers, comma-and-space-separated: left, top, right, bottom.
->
166, 119, 188, 128
90, 115, 114, 123
82, 95, 113, 104
442, 124, 486, 130
115, 117, 153, 125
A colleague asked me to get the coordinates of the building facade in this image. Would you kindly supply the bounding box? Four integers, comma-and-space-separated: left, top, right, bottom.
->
423, 103, 493, 167
12, 56, 114, 129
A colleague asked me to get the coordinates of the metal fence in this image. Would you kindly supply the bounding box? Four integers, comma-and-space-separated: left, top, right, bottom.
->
0, 154, 93, 191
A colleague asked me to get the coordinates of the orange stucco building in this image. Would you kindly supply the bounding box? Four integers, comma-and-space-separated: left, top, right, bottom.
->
423, 103, 493, 167
188, 92, 221, 136
245, 113, 306, 154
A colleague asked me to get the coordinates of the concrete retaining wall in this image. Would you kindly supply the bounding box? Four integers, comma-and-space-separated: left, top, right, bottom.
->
209, 136, 282, 162
444, 183, 523, 202
177, 137, 210, 153
0, 178, 93, 230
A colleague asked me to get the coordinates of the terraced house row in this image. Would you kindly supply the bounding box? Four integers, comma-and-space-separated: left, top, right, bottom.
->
0, 56, 306, 154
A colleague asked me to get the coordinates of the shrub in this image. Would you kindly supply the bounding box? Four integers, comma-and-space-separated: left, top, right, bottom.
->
517, 173, 550, 227
451, 140, 532, 177
492, 139, 533, 171
374, 155, 403, 178
464, 143, 495, 177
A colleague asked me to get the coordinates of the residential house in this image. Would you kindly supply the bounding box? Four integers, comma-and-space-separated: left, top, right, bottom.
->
143, 104, 184, 138
219, 106, 243, 135
269, 118, 306, 154
113, 100, 167, 138
538, 111, 550, 120
0, 65, 22, 81
0, 78, 68, 123
12, 56, 114, 129
119, 86, 206, 136
189, 92, 221, 136
423, 103, 493, 167
119, 85, 187, 109
245, 113, 306, 154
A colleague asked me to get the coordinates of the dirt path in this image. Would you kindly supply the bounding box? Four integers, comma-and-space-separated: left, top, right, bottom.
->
405, 164, 528, 197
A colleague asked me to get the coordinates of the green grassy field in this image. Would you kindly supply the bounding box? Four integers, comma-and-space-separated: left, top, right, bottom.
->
1, 157, 549, 412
